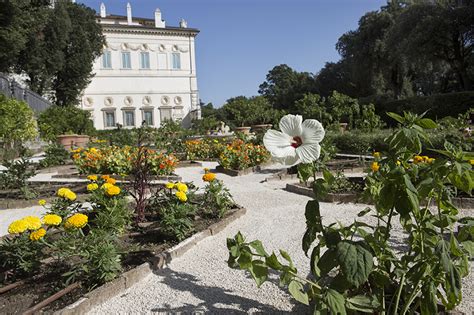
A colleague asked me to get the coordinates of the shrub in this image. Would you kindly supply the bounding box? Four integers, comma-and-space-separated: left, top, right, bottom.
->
0, 147, 37, 199
376, 91, 474, 125
202, 171, 234, 218
325, 130, 391, 155
38, 105, 95, 141
185, 138, 226, 160
39, 143, 70, 168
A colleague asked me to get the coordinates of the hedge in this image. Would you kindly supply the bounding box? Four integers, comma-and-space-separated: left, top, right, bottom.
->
371, 92, 474, 125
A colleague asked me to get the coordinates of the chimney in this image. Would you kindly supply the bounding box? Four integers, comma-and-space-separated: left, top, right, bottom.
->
154, 8, 166, 28
127, 2, 132, 25
100, 2, 106, 18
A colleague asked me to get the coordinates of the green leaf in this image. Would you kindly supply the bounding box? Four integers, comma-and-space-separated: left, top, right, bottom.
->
336, 241, 373, 287
420, 283, 437, 315
288, 280, 309, 305
387, 112, 404, 124
346, 295, 380, 313
318, 248, 338, 275
265, 252, 283, 270
357, 207, 371, 217
325, 289, 346, 315
461, 241, 474, 257
237, 249, 252, 269
249, 260, 268, 287
249, 240, 268, 257
416, 118, 437, 129
280, 249, 294, 268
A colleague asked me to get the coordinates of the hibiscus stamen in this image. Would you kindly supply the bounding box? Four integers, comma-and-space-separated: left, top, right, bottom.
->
291, 136, 303, 148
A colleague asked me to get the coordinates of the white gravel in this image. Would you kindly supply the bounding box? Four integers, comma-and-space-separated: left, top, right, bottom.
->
0, 206, 47, 236
88, 162, 474, 314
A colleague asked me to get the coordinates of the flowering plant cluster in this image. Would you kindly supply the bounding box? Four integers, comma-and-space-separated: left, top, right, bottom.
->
218, 139, 270, 170
227, 113, 474, 314
71, 146, 178, 176
202, 170, 234, 218
185, 138, 226, 160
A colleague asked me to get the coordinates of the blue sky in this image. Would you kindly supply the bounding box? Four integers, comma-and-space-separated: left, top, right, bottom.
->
77, 0, 386, 107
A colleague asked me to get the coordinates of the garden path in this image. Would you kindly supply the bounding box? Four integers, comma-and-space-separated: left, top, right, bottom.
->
89, 162, 474, 314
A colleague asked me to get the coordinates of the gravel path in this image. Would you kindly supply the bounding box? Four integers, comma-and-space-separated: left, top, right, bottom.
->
89, 162, 474, 314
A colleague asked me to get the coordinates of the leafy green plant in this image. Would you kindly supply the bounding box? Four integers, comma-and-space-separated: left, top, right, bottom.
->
0, 147, 37, 199
39, 142, 70, 168
227, 112, 474, 314
0, 234, 43, 276
161, 202, 195, 241
202, 173, 234, 218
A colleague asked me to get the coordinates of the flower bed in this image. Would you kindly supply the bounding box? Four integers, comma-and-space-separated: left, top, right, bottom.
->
71, 146, 178, 176
184, 138, 226, 160
217, 139, 270, 171
0, 171, 240, 314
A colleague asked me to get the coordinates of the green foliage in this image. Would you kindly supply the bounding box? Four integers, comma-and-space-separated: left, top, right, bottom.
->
161, 202, 196, 241
1, 1, 105, 105
38, 105, 95, 141
328, 171, 362, 194
0, 233, 43, 275
155, 120, 191, 156
0, 147, 37, 199
325, 130, 391, 155
202, 178, 234, 218
227, 112, 474, 314
39, 142, 70, 168
0, 95, 38, 145
220, 96, 281, 127
294, 93, 331, 122
88, 190, 131, 235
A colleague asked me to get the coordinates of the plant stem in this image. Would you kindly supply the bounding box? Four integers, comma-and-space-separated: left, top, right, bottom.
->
392, 273, 405, 315
288, 270, 322, 290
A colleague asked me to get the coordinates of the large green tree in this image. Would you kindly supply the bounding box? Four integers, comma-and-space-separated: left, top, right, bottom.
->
0, 0, 104, 106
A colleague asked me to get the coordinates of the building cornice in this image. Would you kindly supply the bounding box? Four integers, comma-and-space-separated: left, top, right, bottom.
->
101, 24, 199, 37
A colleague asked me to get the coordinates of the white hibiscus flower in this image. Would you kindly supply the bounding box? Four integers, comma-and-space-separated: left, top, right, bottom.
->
263, 114, 325, 166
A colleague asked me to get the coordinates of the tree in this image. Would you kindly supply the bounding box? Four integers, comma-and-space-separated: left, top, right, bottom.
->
294, 93, 331, 122
315, 61, 357, 98
0, 94, 38, 147
258, 64, 317, 112
221, 96, 280, 127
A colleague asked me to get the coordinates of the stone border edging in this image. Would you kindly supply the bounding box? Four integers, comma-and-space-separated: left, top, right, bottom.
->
215, 161, 273, 177
54, 206, 247, 315
285, 183, 474, 209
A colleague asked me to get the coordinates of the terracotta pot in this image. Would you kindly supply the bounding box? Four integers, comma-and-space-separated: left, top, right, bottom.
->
57, 134, 90, 151
234, 127, 251, 135
251, 124, 272, 132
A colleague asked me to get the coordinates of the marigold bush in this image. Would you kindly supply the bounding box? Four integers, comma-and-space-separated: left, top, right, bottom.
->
72, 146, 178, 176
218, 139, 270, 170
185, 138, 226, 160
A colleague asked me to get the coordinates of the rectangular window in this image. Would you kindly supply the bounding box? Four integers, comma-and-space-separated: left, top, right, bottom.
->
121, 51, 131, 69
102, 50, 112, 69
105, 112, 115, 127
172, 53, 181, 70
123, 110, 135, 127
140, 52, 150, 69
143, 110, 153, 126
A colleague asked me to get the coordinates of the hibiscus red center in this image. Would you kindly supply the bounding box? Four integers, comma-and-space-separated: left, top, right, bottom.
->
291, 136, 303, 148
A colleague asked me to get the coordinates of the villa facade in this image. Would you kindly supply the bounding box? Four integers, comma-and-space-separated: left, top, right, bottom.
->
80, 3, 200, 129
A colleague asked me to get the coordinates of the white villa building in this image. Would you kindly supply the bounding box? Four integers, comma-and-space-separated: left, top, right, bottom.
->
80, 3, 200, 129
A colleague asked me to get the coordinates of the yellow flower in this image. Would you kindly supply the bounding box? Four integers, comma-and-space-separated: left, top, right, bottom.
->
42, 214, 62, 226
396, 160, 401, 166
373, 152, 381, 159
105, 185, 121, 196
65, 213, 88, 229
87, 175, 98, 181
203, 167, 210, 173
469, 160, 474, 166
8, 219, 28, 234
57, 188, 76, 201
165, 182, 175, 189
427, 158, 435, 164
175, 191, 188, 202
29, 228, 46, 241
371, 162, 380, 172
57, 187, 68, 197
413, 155, 424, 164
89, 148, 98, 154
38, 199, 46, 206
202, 173, 216, 182
101, 182, 113, 190
176, 182, 188, 193
106, 177, 116, 184
23, 216, 42, 231
87, 183, 99, 191
101, 175, 110, 180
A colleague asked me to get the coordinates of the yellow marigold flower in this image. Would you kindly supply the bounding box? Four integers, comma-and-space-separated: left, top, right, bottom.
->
105, 185, 121, 196
202, 173, 216, 182
106, 177, 116, 184
101, 175, 110, 180
65, 213, 88, 229
373, 152, 381, 159
371, 162, 380, 172
38, 199, 46, 206
422, 156, 430, 162
65, 190, 76, 201
23, 216, 42, 231
396, 160, 401, 166
165, 182, 175, 189
87, 175, 98, 181
427, 158, 435, 164
469, 160, 474, 166
42, 214, 62, 226
89, 148, 98, 154
176, 182, 188, 193
413, 155, 424, 164
175, 191, 188, 202
30, 228, 46, 241
57, 187, 68, 197
87, 183, 99, 191
101, 182, 113, 190
8, 219, 28, 234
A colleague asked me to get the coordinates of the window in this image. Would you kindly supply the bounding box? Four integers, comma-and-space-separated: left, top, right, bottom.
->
158, 53, 167, 69
123, 110, 135, 127
102, 50, 112, 69
143, 110, 153, 126
140, 52, 150, 69
121, 51, 131, 69
104, 111, 115, 127
172, 53, 181, 69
